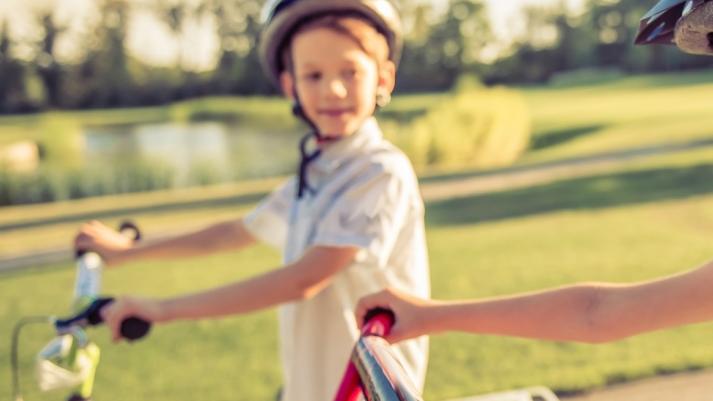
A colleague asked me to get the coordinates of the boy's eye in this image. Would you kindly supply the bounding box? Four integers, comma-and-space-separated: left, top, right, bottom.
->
302, 72, 322, 81
342, 69, 358, 79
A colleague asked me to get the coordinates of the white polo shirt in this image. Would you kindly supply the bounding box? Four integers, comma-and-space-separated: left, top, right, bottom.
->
244, 117, 430, 401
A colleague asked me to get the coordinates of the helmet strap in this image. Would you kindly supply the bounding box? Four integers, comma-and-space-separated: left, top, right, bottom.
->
291, 87, 344, 143
291, 85, 324, 139
297, 132, 321, 199
292, 86, 323, 199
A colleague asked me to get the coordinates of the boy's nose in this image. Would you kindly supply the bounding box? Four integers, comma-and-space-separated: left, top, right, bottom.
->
324, 78, 348, 99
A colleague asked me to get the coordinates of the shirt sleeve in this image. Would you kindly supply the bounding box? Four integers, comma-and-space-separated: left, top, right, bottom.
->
243, 177, 296, 251
313, 166, 412, 260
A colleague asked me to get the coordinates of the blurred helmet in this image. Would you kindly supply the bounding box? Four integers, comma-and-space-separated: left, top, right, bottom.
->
635, 0, 713, 55
258, 0, 403, 88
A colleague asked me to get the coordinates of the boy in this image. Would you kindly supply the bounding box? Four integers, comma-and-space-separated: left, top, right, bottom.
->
77, 1, 429, 400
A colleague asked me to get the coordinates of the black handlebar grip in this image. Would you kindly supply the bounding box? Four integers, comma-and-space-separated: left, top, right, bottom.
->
118, 220, 142, 242
87, 297, 152, 341
120, 317, 152, 341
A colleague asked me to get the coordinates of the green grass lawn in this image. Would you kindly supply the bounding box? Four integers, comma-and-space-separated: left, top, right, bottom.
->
0, 178, 283, 256
2, 71, 713, 401
522, 70, 713, 164
424, 150, 713, 398
2, 146, 713, 401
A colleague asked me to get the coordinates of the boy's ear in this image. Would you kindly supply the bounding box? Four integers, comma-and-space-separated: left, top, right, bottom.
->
378, 60, 396, 95
280, 71, 295, 101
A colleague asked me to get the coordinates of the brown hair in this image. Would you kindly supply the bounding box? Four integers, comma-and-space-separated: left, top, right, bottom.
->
280, 12, 390, 73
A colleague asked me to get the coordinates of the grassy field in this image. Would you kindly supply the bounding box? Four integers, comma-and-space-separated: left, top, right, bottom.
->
424, 147, 713, 398
2, 148, 712, 401
522, 69, 713, 164
0, 178, 282, 256
2, 71, 713, 401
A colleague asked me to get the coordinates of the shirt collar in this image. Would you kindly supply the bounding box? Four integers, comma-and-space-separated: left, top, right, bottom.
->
312, 117, 383, 171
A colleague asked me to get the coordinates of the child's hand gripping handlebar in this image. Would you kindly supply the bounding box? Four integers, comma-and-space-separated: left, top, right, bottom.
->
54, 297, 152, 341
334, 307, 424, 401
69, 220, 151, 341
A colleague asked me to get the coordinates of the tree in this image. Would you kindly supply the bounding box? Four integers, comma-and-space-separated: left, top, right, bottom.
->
207, 0, 271, 94
398, 0, 492, 92
35, 10, 67, 107
155, 0, 190, 72
76, 0, 135, 107
0, 19, 31, 113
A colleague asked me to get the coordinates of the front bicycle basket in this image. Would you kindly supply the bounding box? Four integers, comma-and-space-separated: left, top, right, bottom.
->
35, 333, 98, 392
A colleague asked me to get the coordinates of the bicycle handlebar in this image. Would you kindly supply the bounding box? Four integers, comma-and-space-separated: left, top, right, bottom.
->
65, 220, 150, 341
333, 308, 401, 401
54, 297, 152, 341
361, 308, 395, 337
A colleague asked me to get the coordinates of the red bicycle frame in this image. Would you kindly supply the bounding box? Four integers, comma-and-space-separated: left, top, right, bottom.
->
333, 310, 423, 401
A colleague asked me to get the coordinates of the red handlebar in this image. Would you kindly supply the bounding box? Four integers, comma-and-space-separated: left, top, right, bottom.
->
361, 310, 394, 337
333, 309, 395, 401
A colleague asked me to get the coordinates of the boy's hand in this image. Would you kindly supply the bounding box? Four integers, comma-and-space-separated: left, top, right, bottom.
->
100, 296, 164, 342
356, 288, 435, 343
74, 220, 133, 266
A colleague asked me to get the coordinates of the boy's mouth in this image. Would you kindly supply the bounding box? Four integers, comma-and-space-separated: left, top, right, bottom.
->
319, 108, 353, 118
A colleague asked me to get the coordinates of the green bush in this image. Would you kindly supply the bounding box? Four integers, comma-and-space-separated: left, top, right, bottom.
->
0, 159, 175, 206
36, 113, 84, 168
386, 85, 531, 170
187, 160, 225, 187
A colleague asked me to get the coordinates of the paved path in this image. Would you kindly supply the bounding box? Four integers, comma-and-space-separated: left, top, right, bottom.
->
420, 137, 713, 201
561, 369, 713, 401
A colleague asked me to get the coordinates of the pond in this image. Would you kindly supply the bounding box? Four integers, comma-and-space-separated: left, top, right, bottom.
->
82, 121, 304, 185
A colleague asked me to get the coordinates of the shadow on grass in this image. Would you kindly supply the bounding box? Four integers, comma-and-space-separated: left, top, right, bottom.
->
532, 70, 713, 91
426, 163, 713, 226
531, 125, 605, 150
0, 191, 268, 231
604, 70, 713, 90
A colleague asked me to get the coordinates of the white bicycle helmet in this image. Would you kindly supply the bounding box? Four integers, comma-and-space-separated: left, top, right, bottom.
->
258, 0, 403, 87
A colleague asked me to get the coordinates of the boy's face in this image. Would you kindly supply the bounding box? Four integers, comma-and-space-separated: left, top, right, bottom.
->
281, 27, 395, 139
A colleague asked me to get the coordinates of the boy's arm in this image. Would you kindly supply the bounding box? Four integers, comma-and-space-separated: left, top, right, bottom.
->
101, 245, 358, 340
75, 219, 257, 266
160, 245, 359, 320
358, 259, 713, 344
